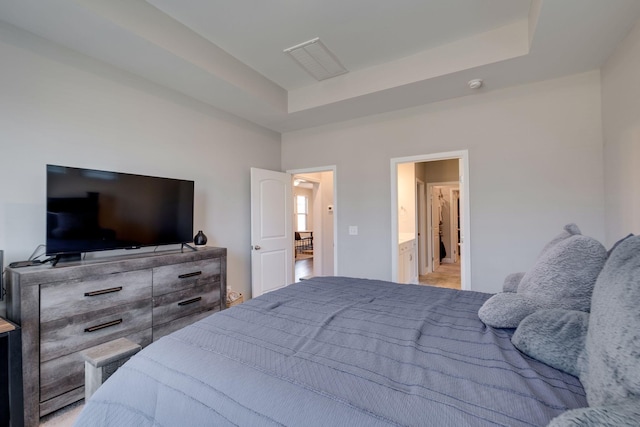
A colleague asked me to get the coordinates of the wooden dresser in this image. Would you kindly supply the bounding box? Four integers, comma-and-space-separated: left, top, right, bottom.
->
5, 247, 226, 427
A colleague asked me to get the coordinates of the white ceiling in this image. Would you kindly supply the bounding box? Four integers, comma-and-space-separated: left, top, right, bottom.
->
147, 0, 531, 90
1, 0, 640, 133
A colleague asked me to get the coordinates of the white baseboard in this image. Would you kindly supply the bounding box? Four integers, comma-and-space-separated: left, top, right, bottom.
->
442, 258, 453, 264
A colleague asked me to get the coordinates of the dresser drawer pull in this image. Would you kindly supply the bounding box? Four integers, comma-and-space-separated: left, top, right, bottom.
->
178, 271, 202, 279
84, 286, 123, 297
178, 297, 202, 306
84, 319, 123, 333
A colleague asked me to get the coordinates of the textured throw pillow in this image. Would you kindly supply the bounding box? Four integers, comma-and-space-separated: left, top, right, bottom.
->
577, 234, 640, 407
502, 272, 526, 293
479, 226, 607, 328
547, 399, 640, 427
512, 309, 589, 377
478, 293, 542, 328
539, 223, 582, 255
607, 233, 634, 258
502, 224, 581, 293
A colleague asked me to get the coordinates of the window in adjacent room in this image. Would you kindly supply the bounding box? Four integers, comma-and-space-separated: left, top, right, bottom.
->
295, 195, 308, 231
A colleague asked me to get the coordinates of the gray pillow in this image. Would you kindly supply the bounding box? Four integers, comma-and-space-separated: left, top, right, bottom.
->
502, 272, 525, 293
607, 233, 634, 258
540, 223, 582, 255
517, 234, 606, 311
512, 309, 589, 377
577, 234, 640, 407
502, 224, 581, 293
479, 228, 607, 328
547, 399, 640, 426
478, 293, 541, 328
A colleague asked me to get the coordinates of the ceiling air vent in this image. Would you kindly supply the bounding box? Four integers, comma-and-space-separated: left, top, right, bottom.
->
283, 37, 348, 81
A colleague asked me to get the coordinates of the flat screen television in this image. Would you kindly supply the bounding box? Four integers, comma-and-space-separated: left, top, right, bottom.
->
46, 165, 194, 260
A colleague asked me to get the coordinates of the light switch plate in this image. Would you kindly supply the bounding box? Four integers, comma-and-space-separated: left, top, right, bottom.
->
349, 226, 358, 235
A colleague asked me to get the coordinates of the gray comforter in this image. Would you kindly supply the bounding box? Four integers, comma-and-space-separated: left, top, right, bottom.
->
76, 277, 587, 426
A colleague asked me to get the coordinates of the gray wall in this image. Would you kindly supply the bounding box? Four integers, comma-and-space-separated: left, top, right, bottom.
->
282, 71, 605, 293
0, 24, 281, 315
602, 19, 640, 245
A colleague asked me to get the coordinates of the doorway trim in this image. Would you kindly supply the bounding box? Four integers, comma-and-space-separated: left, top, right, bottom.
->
390, 150, 471, 290
450, 187, 460, 264
416, 179, 428, 276
287, 165, 338, 276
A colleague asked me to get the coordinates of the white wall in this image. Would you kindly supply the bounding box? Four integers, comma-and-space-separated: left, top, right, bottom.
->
282, 71, 605, 293
0, 24, 281, 315
397, 162, 416, 237
601, 19, 640, 245
319, 171, 335, 275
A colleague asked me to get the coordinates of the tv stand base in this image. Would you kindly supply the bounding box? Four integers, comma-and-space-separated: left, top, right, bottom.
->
181, 243, 197, 252
51, 253, 81, 267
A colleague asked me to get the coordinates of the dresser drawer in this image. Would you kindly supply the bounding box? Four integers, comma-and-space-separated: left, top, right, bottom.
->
153, 310, 213, 341
40, 269, 152, 323
40, 298, 152, 362
39, 328, 152, 403
153, 259, 220, 296
153, 281, 221, 328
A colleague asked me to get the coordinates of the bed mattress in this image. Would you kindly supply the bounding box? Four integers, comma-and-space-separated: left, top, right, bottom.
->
76, 276, 586, 426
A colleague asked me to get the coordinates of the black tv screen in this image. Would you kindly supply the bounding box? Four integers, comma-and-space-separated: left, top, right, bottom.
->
46, 165, 194, 256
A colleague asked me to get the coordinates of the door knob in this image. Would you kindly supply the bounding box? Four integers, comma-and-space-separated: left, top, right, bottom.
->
254, 245, 261, 250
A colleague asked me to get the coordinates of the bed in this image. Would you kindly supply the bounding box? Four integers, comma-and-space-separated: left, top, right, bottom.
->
75, 276, 587, 426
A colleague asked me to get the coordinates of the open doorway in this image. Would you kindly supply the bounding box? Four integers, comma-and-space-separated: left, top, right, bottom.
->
391, 151, 470, 290
423, 182, 461, 289
289, 167, 337, 282
293, 177, 314, 281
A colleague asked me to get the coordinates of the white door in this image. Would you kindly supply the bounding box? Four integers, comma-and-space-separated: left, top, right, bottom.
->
251, 168, 293, 298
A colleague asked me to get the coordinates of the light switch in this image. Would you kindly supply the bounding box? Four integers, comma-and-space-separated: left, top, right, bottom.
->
349, 226, 358, 235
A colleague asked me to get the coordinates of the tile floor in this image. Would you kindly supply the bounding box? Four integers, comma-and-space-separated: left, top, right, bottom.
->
419, 262, 461, 289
